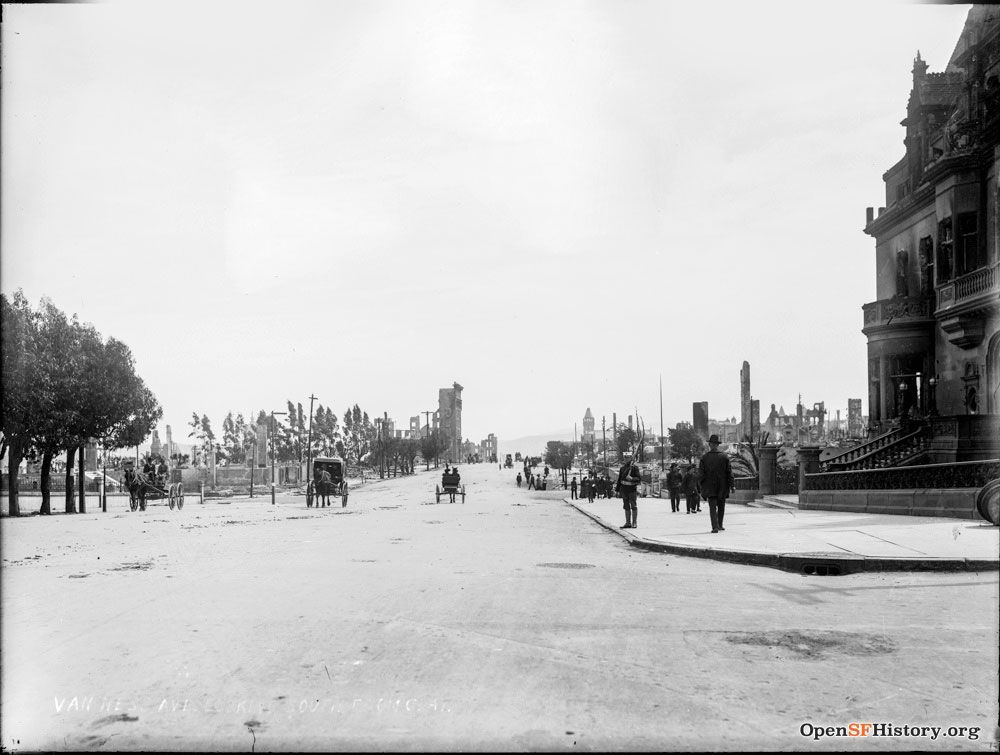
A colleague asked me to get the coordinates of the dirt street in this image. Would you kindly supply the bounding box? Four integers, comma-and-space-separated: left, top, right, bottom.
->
2, 464, 997, 751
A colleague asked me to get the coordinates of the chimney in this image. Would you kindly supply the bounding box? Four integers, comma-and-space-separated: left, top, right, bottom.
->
866, 207, 874, 225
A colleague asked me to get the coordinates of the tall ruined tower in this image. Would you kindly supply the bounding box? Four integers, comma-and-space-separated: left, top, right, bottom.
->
740, 361, 752, 439
582, 408, 595, 443
438, 382, 464, 461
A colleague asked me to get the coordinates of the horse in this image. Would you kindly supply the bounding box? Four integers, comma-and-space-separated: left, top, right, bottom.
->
123, 468, 148, 511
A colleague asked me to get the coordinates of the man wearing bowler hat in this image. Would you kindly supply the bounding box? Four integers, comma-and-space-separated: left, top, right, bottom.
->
698, 434, 735, 533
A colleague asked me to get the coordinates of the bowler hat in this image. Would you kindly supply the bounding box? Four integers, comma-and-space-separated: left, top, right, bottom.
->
707, 434, 721, 445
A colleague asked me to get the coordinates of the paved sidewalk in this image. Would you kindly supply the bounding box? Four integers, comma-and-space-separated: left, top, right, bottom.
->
568, 496, 999, 574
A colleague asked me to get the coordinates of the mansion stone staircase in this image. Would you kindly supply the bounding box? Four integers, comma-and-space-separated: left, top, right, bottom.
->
822, 424, 933, 472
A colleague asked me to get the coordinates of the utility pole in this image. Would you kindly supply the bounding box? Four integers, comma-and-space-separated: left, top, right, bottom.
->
305, 393, 317, 491
101, 438, 108, 513
612, 412, 617, 460
602, 416, 607, 472
383, 411, 389, 478
659, 374, 665, 472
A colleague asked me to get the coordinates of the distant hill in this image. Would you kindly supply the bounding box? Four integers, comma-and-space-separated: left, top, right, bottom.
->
500, 429, 575, 458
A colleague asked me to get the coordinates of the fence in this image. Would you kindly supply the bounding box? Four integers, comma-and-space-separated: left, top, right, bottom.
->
803, 459, 999, 491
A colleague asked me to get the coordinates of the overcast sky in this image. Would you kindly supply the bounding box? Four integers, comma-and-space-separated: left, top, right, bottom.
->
1, 0, 972, 448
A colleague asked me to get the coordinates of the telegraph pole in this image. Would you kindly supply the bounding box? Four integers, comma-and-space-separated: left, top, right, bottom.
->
602, 416, 608, 471
305, 393, 317, 491
659, 374, 665, 472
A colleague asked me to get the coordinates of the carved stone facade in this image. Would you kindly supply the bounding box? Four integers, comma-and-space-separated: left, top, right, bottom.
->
864, 8, 1000, 430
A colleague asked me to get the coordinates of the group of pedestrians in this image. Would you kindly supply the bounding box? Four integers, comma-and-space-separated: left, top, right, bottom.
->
659, 434, 735, 533
566, 474, 613, 502
509, 434, 735, 534
580, 434, 734, 535
515, 464, 550, 491
664, 462, 702, 514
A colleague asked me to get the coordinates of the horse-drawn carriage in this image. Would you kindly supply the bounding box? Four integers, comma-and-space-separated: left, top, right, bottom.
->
435, 467, 465, 504
122, 461, 185, 511
307, 456, 349, 508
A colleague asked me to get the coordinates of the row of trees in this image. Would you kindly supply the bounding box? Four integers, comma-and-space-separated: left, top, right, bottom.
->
185, 403, 455, 478
1, 292, 162, 516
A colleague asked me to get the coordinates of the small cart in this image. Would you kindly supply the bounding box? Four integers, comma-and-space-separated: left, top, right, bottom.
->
435, 469, 465, 504
307, 456, 350, 508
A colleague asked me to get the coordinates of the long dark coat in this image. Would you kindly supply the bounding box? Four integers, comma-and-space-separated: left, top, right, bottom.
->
698, 449, 734, 499
666, 469, 684, 492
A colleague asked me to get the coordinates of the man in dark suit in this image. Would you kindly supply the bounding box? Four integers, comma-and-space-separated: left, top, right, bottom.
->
698, 434, 735, 533
616, 452, 642, 528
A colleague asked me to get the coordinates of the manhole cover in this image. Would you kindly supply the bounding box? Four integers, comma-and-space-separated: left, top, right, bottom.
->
537, 562, 596, 569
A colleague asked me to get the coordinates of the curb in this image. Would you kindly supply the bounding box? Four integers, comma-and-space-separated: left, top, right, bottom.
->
566, 500, 999, 575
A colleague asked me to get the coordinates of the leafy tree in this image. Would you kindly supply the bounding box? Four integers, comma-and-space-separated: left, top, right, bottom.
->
2, 292, 45, 515
401, 438, 420, 475
544, 441, 575, 486
420, 429, 449, 469
222, 412, 238, 464
2, 293, 161, 514
342, 407, 355, 462
615, 425, 638, 456
668, 425, 706, 463
231, 413, 249, 465
27, 299, 83, 514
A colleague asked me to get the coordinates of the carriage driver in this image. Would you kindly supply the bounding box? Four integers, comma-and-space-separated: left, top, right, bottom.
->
142, 457, 155, 481
155, 457, 168, 487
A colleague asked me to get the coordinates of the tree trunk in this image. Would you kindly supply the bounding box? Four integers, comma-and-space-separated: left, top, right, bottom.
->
39, 450, 53, 515
65, 446, 77, 513
79, 444, 87, 513
7, 440, 22, 516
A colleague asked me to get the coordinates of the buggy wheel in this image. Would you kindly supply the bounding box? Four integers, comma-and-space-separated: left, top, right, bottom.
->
306, 481, 314, 508
435, 484, 441, 504
342, 482, 349, 507
977, 478, 1000, 525
168, 484, 176, 510
177, 484, 184, 510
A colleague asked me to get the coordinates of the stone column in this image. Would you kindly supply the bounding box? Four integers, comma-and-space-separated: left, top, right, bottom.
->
797, 446, 823, 492
759, 446, 778, 495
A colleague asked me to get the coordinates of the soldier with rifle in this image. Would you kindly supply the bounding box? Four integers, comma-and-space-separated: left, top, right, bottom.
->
615, 451, 642, 528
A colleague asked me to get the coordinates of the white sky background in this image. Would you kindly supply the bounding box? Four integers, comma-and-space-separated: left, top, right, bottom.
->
1, 0, 972, 447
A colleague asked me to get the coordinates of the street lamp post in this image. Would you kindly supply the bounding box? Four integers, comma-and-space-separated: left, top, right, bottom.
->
270, 410, 288, 506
